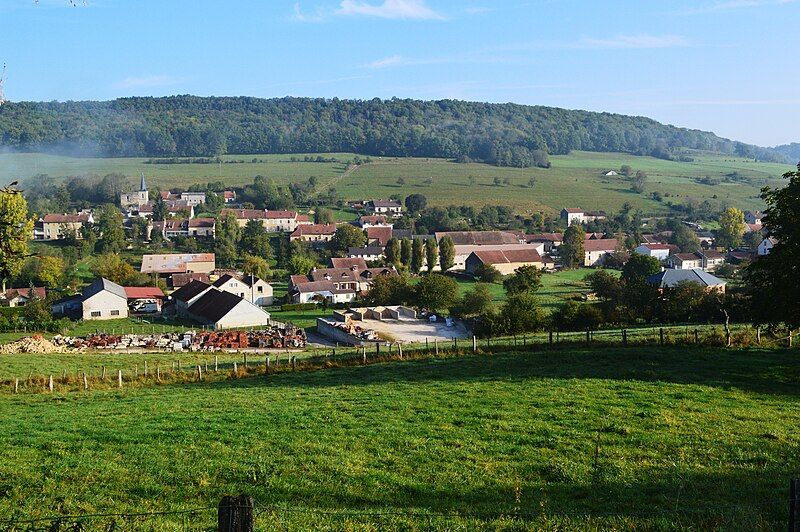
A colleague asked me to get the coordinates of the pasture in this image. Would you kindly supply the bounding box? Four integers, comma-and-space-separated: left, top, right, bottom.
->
0, 346, 797, 530
3, 150, 791, 214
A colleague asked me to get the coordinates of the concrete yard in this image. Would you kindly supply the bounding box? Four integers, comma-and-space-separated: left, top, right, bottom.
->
359, 318, 470, 343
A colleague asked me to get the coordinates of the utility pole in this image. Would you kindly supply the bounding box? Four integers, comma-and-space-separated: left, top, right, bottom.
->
0, 64, 7, 106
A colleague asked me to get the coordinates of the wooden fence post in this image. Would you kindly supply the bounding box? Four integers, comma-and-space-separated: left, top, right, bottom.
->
144, 360, 148, 377
659, 328, 664, 346
694, 329, 699, 345
425, 338, 429, 354
101, 366, 106, 379
197, 365, 202, 381
791, 478, 800, 532
218, 495, 254, 532
362, 348, 367, 365
117, 370, 123, 388
472, 336, 477, 353
586, 329, 590, 345
434, 339, 439, 356
48, 375, 53, 393
790, 330, 794, 349
14, 378, 19, 394
83, 373, 88, 391
215, 355, 219, 372
549, 330, 553, 346
233, 362, 238, 374
756, 326, 761, 345
291, 356, 297, 371
243, 353, 248, 369
398, 343, 403, 359
622, 329, 627, 347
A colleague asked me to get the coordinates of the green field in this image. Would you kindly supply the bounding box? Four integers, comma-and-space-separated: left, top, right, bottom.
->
3, 150, 792, 214
0, 346, 797, 529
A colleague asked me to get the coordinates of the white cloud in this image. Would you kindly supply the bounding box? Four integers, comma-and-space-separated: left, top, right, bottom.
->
337, 0, 444, 20
575, 34, 690, 49
113, 75, 181, 90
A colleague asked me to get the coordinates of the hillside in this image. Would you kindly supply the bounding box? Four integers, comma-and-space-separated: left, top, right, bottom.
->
0, 96, 786, 166
2, 150, 790, 213
0, 347, 797, 529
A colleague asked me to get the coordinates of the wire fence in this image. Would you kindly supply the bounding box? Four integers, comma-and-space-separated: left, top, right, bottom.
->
2, 322, 796, 395
0, 493, 792, 531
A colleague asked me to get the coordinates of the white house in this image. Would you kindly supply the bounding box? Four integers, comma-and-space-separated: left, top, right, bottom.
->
745, 211, 764, 226
366, 200, 403, 217
347, 246, 385, 262
634, 243, 676, 262
1, 287, 46, 307
758, 237, 777, 256
179, 191, 206, 207
666, 253, 702, 270
213, 274, 273, 306
561, 208, 585, 226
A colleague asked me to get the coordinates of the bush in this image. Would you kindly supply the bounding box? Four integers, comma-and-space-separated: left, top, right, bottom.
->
280, 303, 318, 312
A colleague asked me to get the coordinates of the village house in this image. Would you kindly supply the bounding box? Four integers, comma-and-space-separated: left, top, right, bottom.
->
583, 239, 620, 267
212, 274, 273, 306
524, 233, 564, 252
744, 211, 764, 226
358, 215, 392, 228
140, 253, 216, 278
366, 199, 403, 218
169, 272, 210, 289
223, 191, 237, 203
169, 280, 215, 317
36, 212, 93, 241
697, 249, 726, 271
219, 208, 311, 232
289, 223, 337, 246
0, 287, 46, 307
179, 191, 206, 207
133, 201, 195, 220
646, 269, 727, 293
150, 218, 215, 240
667, 253, 702, 270
289, 265, 397, 304
758, 237, 777, 256
561, 208, 585, 226
347, 246, 385, 262
52, 278, 129, 321
465, 248, 553, 276
634, 243, 678, 262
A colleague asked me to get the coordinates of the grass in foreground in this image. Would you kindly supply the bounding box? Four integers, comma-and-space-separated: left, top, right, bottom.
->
0, 346, 797, 530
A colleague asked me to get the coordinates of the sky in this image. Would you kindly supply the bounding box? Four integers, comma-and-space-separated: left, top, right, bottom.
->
0, 0, 798, 147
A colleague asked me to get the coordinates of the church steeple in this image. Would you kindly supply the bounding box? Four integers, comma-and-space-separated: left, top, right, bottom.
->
139, 172, 148, 192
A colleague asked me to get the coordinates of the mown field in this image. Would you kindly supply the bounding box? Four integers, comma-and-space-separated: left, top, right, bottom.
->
3, 150, 791, 214
0, 346, 797, 530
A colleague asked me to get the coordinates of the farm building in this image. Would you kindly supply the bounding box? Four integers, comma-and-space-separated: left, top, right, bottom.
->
185, 289, 271, 330
140, 253, 216, 277
347, 246, 385, 262
634, 243, 678, 261
465, 249, 552, 276
52, 278, 129, 321
646, 269, 727, 293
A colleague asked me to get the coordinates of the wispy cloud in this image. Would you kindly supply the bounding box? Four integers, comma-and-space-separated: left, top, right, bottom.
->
364, 34, 690, 70
682, 0, 796, 14
337, 0, 444, 20
575, 34, 690, 49
291, 2, 325, 22
113, 75, 182, 90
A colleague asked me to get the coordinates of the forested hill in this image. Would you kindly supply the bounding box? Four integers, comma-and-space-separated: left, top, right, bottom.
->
0, 96, 786, 166
773, 143, 800, 165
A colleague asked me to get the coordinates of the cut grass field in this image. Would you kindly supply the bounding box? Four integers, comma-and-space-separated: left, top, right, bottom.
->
4, 150, 791, 214
0, 346, 797, 529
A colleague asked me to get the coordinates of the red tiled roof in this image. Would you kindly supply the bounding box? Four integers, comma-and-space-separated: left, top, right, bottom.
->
291, 223, 337, 237
366, 226, 393, 246
330, 257, 368, 269
2, 287, 46, 300
471, 248, 543, 265
584, 239, 620, 252
562, 208, 584, 213
124, 287, 165, 299
42, 214, 90, 223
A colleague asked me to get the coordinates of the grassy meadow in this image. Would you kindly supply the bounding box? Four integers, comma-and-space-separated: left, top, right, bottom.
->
3, 150, 792, 214
0, 346, 797, 529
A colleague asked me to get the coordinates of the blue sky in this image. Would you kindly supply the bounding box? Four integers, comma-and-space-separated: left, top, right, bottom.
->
0, 0, 798, 146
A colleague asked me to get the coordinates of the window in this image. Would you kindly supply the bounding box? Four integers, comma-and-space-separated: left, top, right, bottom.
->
90, 311, 101, 317
257, 286, 263, 293
111, 310, 120, 316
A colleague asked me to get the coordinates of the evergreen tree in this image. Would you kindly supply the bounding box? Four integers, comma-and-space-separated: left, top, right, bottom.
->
400, 238, 413, 267
411, 238, 424, 274
385, 237, 401, 265
425, 238, 438, 273
560, 224, 586, 269
438, 236, 455, 272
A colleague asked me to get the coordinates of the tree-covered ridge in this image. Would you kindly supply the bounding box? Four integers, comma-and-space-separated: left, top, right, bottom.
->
773, 142, 800, 163
0, 96, 786, 166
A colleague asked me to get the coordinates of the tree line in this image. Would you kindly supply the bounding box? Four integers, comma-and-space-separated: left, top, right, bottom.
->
0, 96, 787, 166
